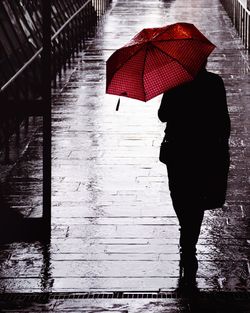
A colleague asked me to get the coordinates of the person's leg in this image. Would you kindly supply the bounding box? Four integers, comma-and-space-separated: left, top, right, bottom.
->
173, 202, 204, 284
166, 163, 204, 284
177, 206, 204, 256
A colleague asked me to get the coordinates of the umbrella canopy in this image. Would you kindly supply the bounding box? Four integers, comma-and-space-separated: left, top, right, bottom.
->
106, 22, 215, 102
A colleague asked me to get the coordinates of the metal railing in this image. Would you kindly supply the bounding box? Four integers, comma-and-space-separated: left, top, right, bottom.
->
1, 0, 111, 97
220, 0, 250, 51
0, 0, 112, 237
0, 0, 111, 163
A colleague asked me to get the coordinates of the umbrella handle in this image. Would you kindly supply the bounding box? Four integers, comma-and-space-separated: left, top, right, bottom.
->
116, 98, 120, 111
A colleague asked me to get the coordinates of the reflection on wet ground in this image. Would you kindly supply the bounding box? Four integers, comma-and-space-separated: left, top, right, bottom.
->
0, 0, 249, 310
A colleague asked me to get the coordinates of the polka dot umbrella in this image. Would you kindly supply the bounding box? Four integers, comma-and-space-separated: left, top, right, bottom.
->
106, 22, 215, 110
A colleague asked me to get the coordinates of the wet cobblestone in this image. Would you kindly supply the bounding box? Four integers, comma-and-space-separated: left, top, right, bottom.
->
0, 0, 249, 311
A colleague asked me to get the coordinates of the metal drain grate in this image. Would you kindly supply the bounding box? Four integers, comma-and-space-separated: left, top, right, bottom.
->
0, 291, 250, 302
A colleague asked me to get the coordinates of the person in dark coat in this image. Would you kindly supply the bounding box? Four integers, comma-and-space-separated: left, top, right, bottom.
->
158, 64, 230, 287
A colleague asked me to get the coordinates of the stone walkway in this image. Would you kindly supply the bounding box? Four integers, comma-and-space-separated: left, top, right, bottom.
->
0, 0, 249, 311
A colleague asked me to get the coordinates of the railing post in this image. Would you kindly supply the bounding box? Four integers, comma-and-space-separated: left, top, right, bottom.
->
248, 13, 250, 49
42, 0, 52, 239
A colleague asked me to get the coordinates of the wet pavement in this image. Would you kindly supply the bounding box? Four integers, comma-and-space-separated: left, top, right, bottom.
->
0, 0, 250, 311
0, 292, 250, 312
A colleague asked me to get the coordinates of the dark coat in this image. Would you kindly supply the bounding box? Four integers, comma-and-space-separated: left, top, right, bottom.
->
158, 69, 230, 210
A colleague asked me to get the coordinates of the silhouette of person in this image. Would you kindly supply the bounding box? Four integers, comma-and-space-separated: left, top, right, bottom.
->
158, 63, 230, 287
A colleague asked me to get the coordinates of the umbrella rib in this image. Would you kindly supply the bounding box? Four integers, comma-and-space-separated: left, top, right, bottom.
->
151, 43, 195, 77
141, 46, 148, 101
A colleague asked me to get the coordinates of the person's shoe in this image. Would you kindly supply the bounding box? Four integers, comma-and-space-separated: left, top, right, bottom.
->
177, 276, 199, 296
179, 252, 198, 286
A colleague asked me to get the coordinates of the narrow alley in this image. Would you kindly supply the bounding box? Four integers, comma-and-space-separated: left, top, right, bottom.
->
0, 0, 249, 311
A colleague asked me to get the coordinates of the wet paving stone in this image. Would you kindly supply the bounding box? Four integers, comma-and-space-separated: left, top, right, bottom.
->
0, 0, 249, 311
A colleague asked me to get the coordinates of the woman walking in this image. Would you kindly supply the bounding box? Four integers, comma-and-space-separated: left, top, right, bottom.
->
158, 63, 231, 287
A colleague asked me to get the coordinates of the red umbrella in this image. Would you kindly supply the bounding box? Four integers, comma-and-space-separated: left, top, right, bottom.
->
106, 23, 215, 106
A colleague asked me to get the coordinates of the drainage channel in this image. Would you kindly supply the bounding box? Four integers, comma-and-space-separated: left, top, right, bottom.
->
0, 291, 250, 302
